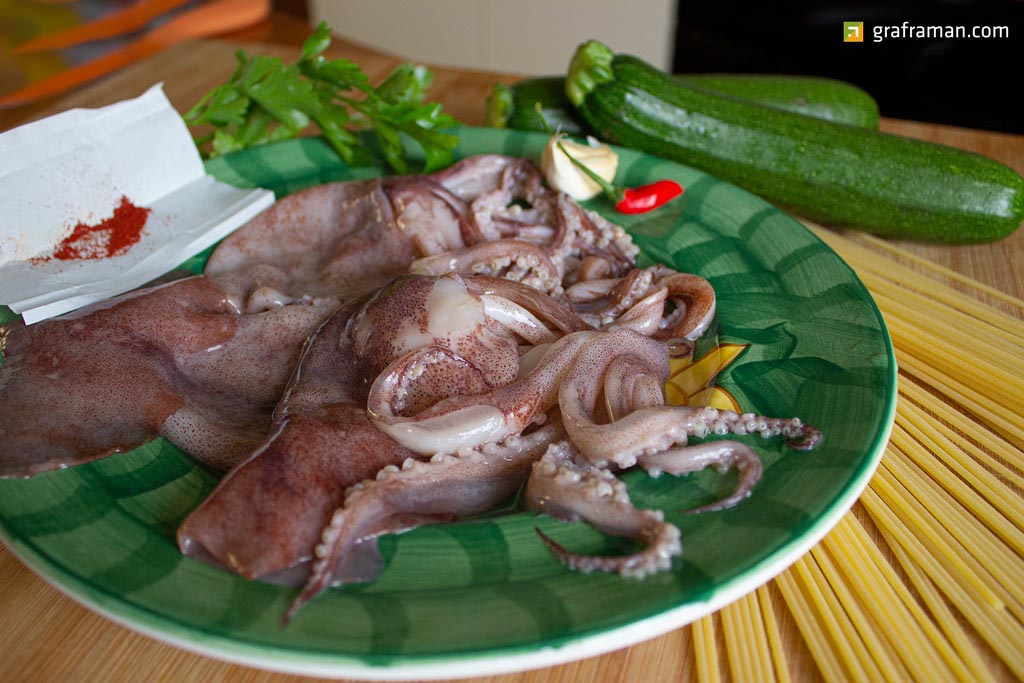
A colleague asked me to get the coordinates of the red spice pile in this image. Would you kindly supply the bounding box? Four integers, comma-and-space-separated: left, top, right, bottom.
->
45, 196, 151, 261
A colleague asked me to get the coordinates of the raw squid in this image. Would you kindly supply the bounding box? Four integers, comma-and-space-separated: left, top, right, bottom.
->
0, 154, 821, 624
0, 276, 336, 475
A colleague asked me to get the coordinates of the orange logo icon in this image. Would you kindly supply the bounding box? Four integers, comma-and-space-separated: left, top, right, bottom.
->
844, 22, 864, 42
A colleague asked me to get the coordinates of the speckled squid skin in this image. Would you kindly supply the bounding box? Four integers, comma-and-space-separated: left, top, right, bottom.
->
0, 276, 336, 477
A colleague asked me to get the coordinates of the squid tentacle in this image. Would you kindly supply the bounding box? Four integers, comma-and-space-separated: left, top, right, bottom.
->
651, 269, 717, 344
566, 269, 656, 323
365, 345, 492, 418
432, 154, 542, 204
562, 267, 716, 346
367, 331, 596, 455
409, 240, 563, 295
605, 287, 670, 337
567, 404, 822, 469
454, 156, 551, 244
479, 295, 566, 346
386, 183, 472, 257
550, 195, 639, 285
525, 442, 682, 578
463, 276, 593, 336
704, 409, 823, 450
284, 422, 566, 623
366, 346, 510, 455
637, 440, 764, 513
576, 256, 614, 281
600, 354, 666, 422
561, 333, 822, 468
556, 329, 674, 468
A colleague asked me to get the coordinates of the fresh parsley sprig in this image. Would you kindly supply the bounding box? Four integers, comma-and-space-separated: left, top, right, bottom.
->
184, 22, 460, 173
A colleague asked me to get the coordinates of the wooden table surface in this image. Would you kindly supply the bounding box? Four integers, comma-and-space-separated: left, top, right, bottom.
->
1, 13, 1022, 683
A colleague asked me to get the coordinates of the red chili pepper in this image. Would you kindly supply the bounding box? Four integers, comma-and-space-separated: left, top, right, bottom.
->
615, 180, 684, 214
554, 137, 684, 215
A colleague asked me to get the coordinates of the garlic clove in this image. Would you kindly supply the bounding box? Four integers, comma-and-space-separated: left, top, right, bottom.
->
541, 134, 618, 201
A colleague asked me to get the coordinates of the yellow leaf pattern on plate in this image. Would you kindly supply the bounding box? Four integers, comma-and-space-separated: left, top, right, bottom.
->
665, 343, 747, 411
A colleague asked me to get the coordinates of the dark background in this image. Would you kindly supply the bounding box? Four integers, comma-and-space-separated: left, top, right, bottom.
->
672, 0, 1023, 133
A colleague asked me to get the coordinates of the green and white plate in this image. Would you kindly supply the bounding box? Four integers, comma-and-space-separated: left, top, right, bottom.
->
0, 128, 896, 680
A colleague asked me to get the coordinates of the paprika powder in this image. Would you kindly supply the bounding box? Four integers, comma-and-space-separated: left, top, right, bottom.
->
46, 196, 150, 261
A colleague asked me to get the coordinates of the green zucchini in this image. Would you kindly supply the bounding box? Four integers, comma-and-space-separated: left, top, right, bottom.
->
486, 73, 880, 134
488, 78, 589, 135
686, 74, 879, 128
565, 40, 1024, 243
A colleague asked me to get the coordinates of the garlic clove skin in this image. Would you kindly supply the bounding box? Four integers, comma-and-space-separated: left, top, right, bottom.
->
541, 134, 618, 201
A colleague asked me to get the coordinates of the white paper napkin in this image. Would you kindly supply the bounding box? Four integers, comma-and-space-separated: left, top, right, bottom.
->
0, 84, 275, 324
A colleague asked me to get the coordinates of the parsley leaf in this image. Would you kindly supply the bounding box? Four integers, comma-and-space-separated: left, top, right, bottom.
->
185, 22, 459, 173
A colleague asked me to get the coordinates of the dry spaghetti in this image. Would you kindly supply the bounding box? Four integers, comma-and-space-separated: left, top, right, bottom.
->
690, 224, 1024, 683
